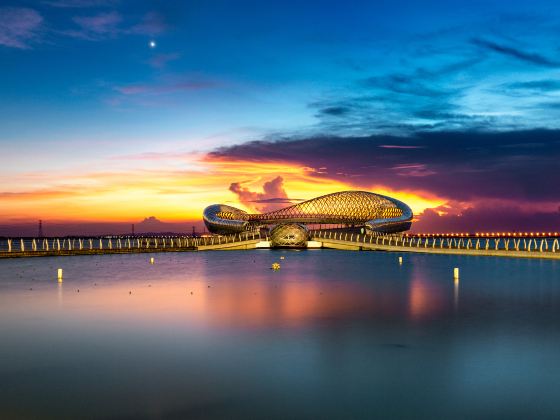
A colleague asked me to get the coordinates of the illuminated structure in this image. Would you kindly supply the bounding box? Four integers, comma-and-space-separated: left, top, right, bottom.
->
269, 223, 309, 247
203, 191, 413, 242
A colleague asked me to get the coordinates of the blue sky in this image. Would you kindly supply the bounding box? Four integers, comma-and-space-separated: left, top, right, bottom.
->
4, 0, 560, 144
1, 0, 560, 233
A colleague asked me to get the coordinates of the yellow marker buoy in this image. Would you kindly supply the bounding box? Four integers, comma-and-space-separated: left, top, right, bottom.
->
271, 262, 281, 270
57, 268, 63, 282
150, 257, 154, 264
398, 256, 403, 264
454, 267, 459, 279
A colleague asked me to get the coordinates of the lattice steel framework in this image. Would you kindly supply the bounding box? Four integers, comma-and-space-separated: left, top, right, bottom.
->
269, 223, 309, 247
203, 191, 413, 235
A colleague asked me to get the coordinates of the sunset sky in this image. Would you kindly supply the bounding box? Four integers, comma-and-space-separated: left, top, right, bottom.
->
1, 0, 560, 235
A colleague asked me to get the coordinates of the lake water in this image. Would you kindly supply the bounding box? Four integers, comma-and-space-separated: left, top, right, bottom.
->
0, 250, 559, 419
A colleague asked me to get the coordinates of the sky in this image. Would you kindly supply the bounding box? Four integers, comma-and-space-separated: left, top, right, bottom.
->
1, 0, 560, 235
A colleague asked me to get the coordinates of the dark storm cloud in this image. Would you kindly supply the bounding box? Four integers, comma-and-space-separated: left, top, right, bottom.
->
209, 130, 560, 203
471, 38, 559, 67
414, 205, 560, 233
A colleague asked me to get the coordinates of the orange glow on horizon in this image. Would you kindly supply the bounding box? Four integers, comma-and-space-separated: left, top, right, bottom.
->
0, 155, 445, 225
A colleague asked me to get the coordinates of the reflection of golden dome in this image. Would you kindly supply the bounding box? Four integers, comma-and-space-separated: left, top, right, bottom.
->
270, 223, 309, 248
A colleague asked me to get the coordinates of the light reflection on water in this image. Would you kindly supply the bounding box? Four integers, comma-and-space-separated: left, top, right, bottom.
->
0, 250, 559, 419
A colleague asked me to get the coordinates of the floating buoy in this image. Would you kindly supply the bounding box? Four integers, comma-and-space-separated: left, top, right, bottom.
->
398, 256, 403, 264
150, 257, 154, 264
271, 262, 281, 270
57, 268, 63, 282
454, 267, 459, 279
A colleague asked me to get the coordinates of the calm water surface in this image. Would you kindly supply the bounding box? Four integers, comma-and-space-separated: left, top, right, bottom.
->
0, 250, 559, 419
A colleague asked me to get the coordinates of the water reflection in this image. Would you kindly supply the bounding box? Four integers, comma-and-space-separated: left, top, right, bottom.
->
57, 282, 63, 307
0, 254, 457, 329
408, 264, 448, 321
204, 280, 388, 327
0, 251, 559, 419
454, 278, 460, 312
47, 275, 452, 329
0, 261, 452, 331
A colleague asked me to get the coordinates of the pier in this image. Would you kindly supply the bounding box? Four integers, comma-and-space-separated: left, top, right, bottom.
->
0, 232, 263, 258
1, 231, 559, 259
310, 231, 560, 259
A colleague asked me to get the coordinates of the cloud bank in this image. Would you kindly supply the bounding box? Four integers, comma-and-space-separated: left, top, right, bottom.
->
210, 130, 560, 231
